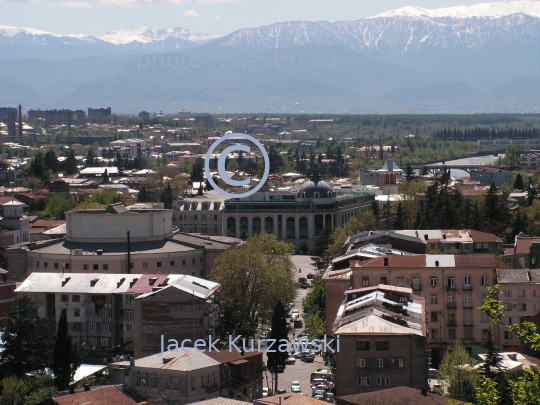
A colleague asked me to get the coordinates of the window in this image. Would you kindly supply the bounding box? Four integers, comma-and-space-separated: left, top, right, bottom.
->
357, 359, 365, 368
102, 323, 110, 332
143, 262, 148, 269
89, 337, 97, 346
192, 258, 196, 265
481, 276, 489, 286
463, 276, 471, 288
91, 264, 97, 270
157, 262, 162, 268
200, 375, 204, 388
103, 264, 108, 270
36, 261, 39, 267
465, 329, 472, 339
126, 295, 133, 304
182, 260, 186, 265
504, 290, 512, 297
397, 359, 403, 368
376, 341, 389, 351
431, 329, 438, 339
448, 295, 455, 304
430, 294, 438, 304
44, 262, 48, 268
166, 377, 171, 389
356, 341, 370, 351
126, 309, 132, 318
61, 295, 69, 302
65, 263, 70, 270
200, 257, 203, 263
73, 322, 81, 331
430, 276, 438, 287
518, 289, 526, 297
170, 261, 175, 266
357, 377, 363, 386
447, 277, 455, 289
151, 374, 157, 388
54, 263, 59, 269
482, 313, 490, 323
100, 337, 108, 347
379, 276, 388, 284
449, 330, 456, 339
505, 303, 513, 311
72, 295, 80, 302
126, 323, 133, 332
361, 277, 369, 287
89, 322, 96, 331
518, 303, 527, 311
464, 294, 472, 304
504, 331, 513, 339
73, 308, 80, 317
102, 308, 108, 318
396, 277, 404, 287
89, 309, 96, 317
83, 264, 89, 270
136, 373, 141, 386
377, 359, 384, 367
376, 377, 390, 386
431, 312, 438, 322
173, 378, 179, 389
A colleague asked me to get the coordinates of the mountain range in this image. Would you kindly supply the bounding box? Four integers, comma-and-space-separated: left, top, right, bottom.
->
1, 1, 539, 114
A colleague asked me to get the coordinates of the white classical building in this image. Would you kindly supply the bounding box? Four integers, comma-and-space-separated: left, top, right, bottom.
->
0, 200, 29, 247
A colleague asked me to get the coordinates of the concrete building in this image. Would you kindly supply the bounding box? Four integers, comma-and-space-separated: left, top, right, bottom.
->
15, 272, 219, 363
0, 200, 30, 247
0, 268, 16, 328
0, 107, 18, 123
324, 254, 496, 366
470, 168, 513, 187
519, 152, 540, 171
331, 285, 427, 395
28, 109, 86, 127
111, 348, 263, 405
139, 111, 150, 121
6, 203, 241, 281
88, 107, 112, 123
173, 191, 225, 237
495, 268, 540, 349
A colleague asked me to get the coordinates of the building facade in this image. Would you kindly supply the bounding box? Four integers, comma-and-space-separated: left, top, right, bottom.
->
88, 107, 112, 123
28, 109, 86, 127
331, 285, 427, 396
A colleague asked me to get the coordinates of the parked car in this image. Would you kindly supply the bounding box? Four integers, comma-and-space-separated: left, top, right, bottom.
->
262, 387, 270, 397
297, 332, 308, 339
324, 392, 335, 403
294, 320, 304, 328
307, 273, 315, 279
291, 380, 301, 392
291, 309, 299, 316
298, 277, 307, 283
313, 390, 325, 400
285, 356, 296, 365
292, 351, 302, 359
300, 282, 310, 289
301, 353, 315, 362
276, 389, 287, 394
290, 315, 298, 322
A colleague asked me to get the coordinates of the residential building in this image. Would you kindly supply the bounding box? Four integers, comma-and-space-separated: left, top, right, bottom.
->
336, 386, 464, 405
519, 152, 540, 171
0, 268, 16, 328
139, 111, 150, 121
470, 168, 513, 187
28, 109, 86, 127
495, 268, 540, 349
187, 398, 249, 405
15, 272, 219, 363
331, 285, 427, 395
0, 200, 30, 247
474, 352, 540, 374
110, 348, 262, 405
0, 107, 18, 123
173, 191, 225, 238
324, 254, 496, 366
88, 107, 112, 123
255, 393, 328, 405
45, 385, 137, 405
6, 203, 241, 281
503, 233, 540, 268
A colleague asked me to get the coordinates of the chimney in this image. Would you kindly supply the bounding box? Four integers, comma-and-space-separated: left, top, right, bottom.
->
69, 385, 75, 394
421, 388, 427, 396
6, 111, 16, 137
84, 384, 90, 391
129, 357, 135, 366
18, 105, 23, 138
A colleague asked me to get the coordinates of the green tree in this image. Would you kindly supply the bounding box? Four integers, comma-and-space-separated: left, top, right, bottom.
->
1, 296, 55, 378
480, 328, 502, 379
513, 173, 524, 190
44, 150, 59, 173
212, 234, 296, 337
304, 312, 325, 340
63, 150, 78, 175
436, 342, 479, 402
267, 300, 288, 393
303, 280, 325, 321
311, 226, 333, 269
85, 147, 98, 167
160, 181, 173, 209
52, 310, 80, 390
41, 194, 73, 220
0, 372, 57, 405
25, 151, 51, 185
190, 163, 204, 183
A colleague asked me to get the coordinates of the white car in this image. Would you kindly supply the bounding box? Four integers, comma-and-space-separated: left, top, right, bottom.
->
291, 380, 301, 392
291, 309, 299, 317
262, 387, 270, 397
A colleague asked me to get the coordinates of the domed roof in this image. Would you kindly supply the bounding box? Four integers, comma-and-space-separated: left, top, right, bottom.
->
297, 180, 335, 199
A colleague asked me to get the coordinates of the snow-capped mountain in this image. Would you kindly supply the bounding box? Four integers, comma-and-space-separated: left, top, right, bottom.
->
99, 26, 216, 45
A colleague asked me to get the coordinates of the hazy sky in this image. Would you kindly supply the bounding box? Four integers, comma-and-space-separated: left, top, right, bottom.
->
0, 0, 536, 36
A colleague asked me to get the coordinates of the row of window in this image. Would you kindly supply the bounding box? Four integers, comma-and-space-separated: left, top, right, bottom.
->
356, 341, 389, 351
362, 275, 490, 288
504, 303, 533, 312
504, 289, 539, 297
357, 377, 390, 386
135, 373, 216, 390
31, 259, 202, 271
177, 214, 220, 221
357, 359, 403, 368
89, 337, 109, 347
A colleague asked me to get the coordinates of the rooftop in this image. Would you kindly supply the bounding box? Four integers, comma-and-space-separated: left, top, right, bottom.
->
349, 254, 496, 269
47, 385, 136, 405
496, 268, 540, 284
337, 386, 464, 405
255, 393, 327, 405
113, 349, 220, 371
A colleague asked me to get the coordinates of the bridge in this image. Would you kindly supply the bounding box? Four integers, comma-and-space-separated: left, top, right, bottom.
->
410, 164, 482, 174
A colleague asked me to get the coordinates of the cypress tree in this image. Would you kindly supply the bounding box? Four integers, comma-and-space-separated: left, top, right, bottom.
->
267, 301, 288, 394
53, 309, 80, 390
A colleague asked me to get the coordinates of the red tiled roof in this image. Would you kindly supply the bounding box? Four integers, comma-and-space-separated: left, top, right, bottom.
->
468, 230, 503, 243
461, 189, 488, 197
0, 197, 26, 206
52, 386, 137, 405
453, 254, 496, 268
30, 220, 66, 229
337, 386, 464, 405
205, 348, 260, 364
125, 274, 170, 294
514, 236, 540, 255
15, 189, 49, 199
256, 393, 327, 405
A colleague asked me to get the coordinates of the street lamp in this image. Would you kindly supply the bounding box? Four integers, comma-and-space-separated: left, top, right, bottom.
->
141, 379, 149, 402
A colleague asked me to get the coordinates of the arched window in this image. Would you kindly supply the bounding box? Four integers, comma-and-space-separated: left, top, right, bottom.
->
286, 217, 295, 239
239, 217, 248, 240
314, 214, 324, 236
252, 217, 261, 236
299, 217, 308, 239
151, 373, 157, 387
314, 192, 319, 198
135, 373, 141, 386
264, 217, 274, 234
143, 373, 148, 387
227, 217, 236, 238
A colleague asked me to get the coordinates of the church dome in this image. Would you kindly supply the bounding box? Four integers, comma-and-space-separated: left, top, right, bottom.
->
297, 180, 335, 199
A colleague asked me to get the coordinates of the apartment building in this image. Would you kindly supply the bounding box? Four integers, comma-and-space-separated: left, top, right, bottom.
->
88, 107, 112, 123
519, 152, 540, 171
324, 254, 496, 366
110, 349, 263, 405
331, 285, 427, 395
0, 268, 16, 328
15, 272, 220, 363
28, 109, 86, 127
496, 269, 540, 349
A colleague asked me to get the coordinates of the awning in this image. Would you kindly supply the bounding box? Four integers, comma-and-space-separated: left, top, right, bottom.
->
72, 364, 107, 383
230, 359, 249, 365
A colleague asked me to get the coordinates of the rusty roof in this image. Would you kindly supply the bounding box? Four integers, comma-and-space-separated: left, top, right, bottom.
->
336, 386, 464, 405
52, 386, 137, 405
255, 393, 328, 405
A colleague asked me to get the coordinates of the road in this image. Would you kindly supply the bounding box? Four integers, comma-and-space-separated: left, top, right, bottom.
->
261, 255, 326, 395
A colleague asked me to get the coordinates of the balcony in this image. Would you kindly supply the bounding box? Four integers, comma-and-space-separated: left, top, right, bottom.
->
446, 303, 457, 309
447, 320, 457, 327
412, 284, 422, 292
446, 286, 456, 291
463, 303, 473, 309
464, 321, 474, 327
205, 384, 219, 393
463, 285, 473, 291
462, 338, 475, 345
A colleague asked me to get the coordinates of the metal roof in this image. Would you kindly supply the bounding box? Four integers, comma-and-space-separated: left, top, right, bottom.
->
135, 274, 219, 300
113, 349, 219, 371
425, 255, 455, 267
